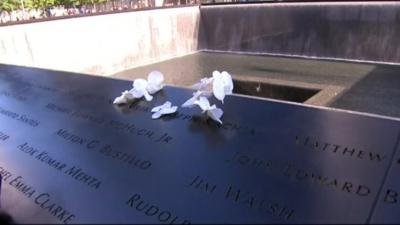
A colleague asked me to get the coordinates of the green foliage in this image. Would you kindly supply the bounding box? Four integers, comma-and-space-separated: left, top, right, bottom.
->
0, 0, 108, 11
31, 0, 56, 9
58, 0, 83, 6
59, 0, 108, 6
0, 0, 20, 12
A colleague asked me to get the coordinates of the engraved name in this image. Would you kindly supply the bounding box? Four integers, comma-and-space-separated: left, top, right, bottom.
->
34, 193, 76, 224
283, 163, 371, 197
185, 175, 295, 220
383, 188, 400, 204
225, 152, 372, 197
125, 193, 191, 224
55, 129, 93, 146
225, 151, 273, 173
12, 176, 76, 224
9, 175, 37, 200
0, 131, 10, 141
17, 142, 102, 190
225, 185, 295, 220
55, 129, 152, 170
46, 103, 174, 145
46, 103, 71, 114
70, 110, 105, 125
96, 144, 151, 170
67, 91, 109, 102
106, 120, 173, 144
21, 144, 67, 171
0, 167, 76, 224
0, 75, 57, 93
63, 166, 102, 190
130, 103, 256, 136
46, 104, 105, 125
0, 90, 27, 102
295, 135, 386, 163
0, 106, 40, 127
0, 166, 13, 182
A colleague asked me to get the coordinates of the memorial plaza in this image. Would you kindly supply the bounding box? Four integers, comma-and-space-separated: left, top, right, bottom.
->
0, 0, 399, 224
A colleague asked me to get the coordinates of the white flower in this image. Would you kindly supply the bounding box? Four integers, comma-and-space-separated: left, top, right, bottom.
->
113, 90, 135, 105
181, 70, 232, 124
130, 78, 153, 101
151, 101, 178, 119
191, 77, 214, 92
212, 70, 233, 103
189, 70, 233, 104
194, 97, 223, 124
181, 91, 212, 108
147, 70, 164, 94
113, 70, 165, 105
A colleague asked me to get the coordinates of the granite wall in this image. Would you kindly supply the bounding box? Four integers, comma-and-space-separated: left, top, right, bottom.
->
198, 2, 400, 64
0, 6, 200, 76
1, 2, 400, 76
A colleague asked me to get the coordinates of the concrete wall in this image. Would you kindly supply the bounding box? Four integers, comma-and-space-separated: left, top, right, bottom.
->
199, 2, 400, 64
0, 6, 200, 76
2, 2, 400, 75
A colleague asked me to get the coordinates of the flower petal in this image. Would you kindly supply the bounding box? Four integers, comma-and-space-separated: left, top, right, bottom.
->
207, 107, 223, 124
147, 71, 164, 94
191, 77, 213, 92
194, 96, 211, 112
129, 87, 144, 98
160, 105, 178, 115
147, 84, 162, 95
212, 70, 221, 78
113, 90, 134, 104
151, 101, 172, 113
221, 71, 234, 95
152, 111, 163, 119
148, 70, 164, 86
182, 91, 203, 108
212, 70, 233, 103
143, 91, 153, 101
122, 90, 135, 101
132, 79, 152, 101
133, 79, 148, 91
151, 102, 178, 119
113, 95, 127, 104
212, 75, 226, 103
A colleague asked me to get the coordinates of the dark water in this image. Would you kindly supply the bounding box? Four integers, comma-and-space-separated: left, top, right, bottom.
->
113, 51, 373, 86
113, 51, 400, 118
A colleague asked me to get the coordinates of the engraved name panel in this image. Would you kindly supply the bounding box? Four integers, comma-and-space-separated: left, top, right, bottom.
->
0, 64, 399, 224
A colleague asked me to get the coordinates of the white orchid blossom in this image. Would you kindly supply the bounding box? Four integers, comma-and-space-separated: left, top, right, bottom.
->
212, 70, 233, 103
151, 101, 178, 119
190, 70, 233, 103
181, 70, 233, 124
181, 91, 203, 108
113, 90, 135, 104
147, 70, 165, 94
113, 71, 165, 104
191, 77, 214, 92
194, 97, 223, 124
130, 78, 153, 101
181, 91, 212, 108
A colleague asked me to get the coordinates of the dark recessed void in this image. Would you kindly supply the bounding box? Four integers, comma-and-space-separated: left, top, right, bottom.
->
233, 79, 320, 103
